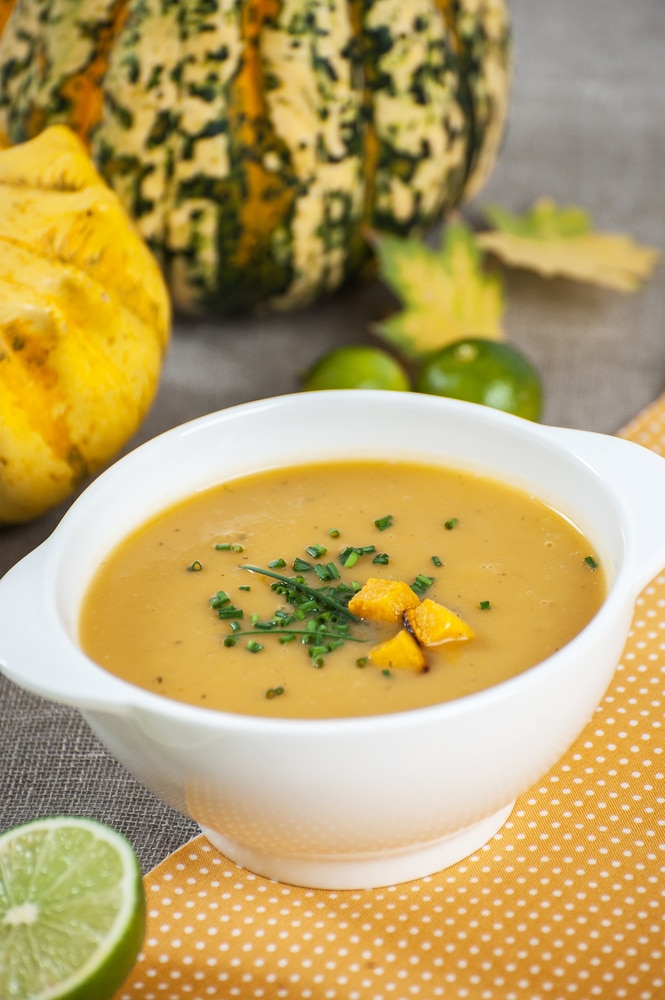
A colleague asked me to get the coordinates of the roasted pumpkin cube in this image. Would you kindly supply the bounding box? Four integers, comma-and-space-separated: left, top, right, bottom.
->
370, 629, 427, 672
348, 577, 421, 624
404, 598, 475, 646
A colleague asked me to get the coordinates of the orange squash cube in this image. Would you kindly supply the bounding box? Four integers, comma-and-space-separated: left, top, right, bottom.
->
348, 577, 421, 624
369, 629, 427, 672
404, 598, 475, 646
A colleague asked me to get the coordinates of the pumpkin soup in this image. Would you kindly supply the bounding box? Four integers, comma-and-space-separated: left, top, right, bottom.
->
79, 459, 606, 718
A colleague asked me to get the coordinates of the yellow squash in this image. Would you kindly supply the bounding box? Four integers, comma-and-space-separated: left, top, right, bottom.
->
0, 125, 170, 524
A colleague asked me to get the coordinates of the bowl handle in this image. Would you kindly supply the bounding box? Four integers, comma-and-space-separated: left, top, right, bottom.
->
0, 543, 130, 713
546, 424, 665, 591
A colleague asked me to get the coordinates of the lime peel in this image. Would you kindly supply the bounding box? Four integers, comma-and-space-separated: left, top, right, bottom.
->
301, 344, 410, 392
414, 337, 543, 422
0, 815, 145, 1000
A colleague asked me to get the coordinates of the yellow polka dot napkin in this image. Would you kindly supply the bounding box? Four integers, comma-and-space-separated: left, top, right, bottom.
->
116, 402, 665, 1000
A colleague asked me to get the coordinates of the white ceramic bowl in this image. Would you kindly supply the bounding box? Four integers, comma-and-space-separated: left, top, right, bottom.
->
2, 391, 665, 889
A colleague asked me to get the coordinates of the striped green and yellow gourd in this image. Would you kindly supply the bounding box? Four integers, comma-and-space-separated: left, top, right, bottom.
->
0, 0, 511, 314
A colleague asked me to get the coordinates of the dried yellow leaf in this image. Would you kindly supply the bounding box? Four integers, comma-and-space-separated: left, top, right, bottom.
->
478, 198, 661, 292
370, 222, 505, 360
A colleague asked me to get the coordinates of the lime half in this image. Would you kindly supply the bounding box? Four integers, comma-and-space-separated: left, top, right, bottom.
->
302, 344, 411, 391
0, 816, 145, 1000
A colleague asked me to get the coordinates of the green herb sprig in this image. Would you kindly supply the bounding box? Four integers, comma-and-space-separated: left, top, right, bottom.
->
208, 512, 459, 672
210, 564, 368, 669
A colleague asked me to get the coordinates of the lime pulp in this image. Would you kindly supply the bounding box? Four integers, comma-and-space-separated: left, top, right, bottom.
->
0, 816, 145, 1000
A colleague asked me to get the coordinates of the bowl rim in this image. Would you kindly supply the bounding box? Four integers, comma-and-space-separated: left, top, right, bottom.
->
24, 389, 635, 734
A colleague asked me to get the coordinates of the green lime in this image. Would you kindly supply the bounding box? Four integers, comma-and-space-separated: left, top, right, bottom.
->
0, 816, 145, 1000
415, 338, 543, 421
302, 345, 411, 391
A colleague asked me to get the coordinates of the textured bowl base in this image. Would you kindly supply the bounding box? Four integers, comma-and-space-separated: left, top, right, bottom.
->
200, 802, 515, 890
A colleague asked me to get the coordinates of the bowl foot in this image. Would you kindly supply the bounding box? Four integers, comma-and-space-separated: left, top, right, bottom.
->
200, 802, 515, 889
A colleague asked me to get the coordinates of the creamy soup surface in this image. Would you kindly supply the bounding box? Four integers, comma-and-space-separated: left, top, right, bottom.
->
79, 460, 606, 719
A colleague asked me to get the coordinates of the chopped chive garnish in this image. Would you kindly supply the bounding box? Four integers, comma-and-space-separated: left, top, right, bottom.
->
216, 606, 244, 620
314, 562, 341, 581
479, 600, 492, 610
213, 563, 371, 667
382, 669, 392, 677
374, 515, 393, 531
230, 626, 362, 642
412, 573, 435, 596
431, 555, 443, 567
239, 585, 251, 591
292, 557, 312, 572
356, 657, 368, 668
266, 686, 284, 699
253, 620, 278, 630
372, 553, 390, 565
187, 560, 203, 572
210, 591, 230, 609
328, 528, 340, 538
340, 545, 376, 568
268, 557, 287, 569
584, 555, 599, 570
444, 518, 459, 530
215, 543, 231, 550
223, 636, 236, 647
305, 544, 328, 559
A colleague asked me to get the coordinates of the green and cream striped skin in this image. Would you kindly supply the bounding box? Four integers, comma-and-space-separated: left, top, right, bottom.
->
441, 0, 512, 200
0, 0, 511, 314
